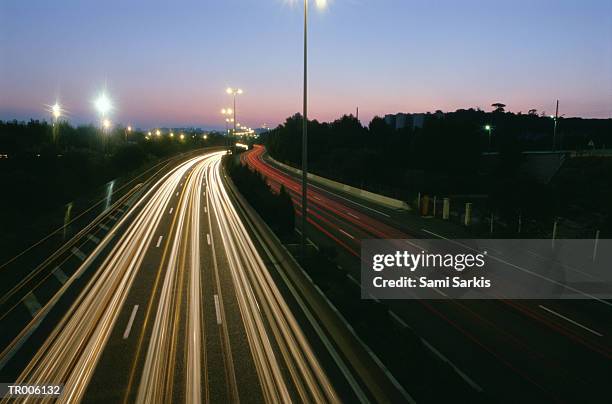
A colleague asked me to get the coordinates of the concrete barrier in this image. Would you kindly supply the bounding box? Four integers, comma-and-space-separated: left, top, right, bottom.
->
265, 154, 411, 211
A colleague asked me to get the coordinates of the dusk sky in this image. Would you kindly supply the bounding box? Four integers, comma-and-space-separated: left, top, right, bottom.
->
1, 0, 611, 129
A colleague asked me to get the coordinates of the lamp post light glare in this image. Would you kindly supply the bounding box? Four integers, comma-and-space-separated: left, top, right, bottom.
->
180, 133, 185, 140
170, 132, 174, 138
51, 103, 62, 120
156, 130, 161, 137
484, 125, 493, 151
102, 119, 111, 130
94, 93, 112, 117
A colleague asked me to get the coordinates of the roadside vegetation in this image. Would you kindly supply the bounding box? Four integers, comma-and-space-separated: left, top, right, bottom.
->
225, 154, 295, 239
0, 119, 227, 261
262, 110, 612, 236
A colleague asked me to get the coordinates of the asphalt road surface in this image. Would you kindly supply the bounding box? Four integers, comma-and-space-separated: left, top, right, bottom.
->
1, 151, 345, 403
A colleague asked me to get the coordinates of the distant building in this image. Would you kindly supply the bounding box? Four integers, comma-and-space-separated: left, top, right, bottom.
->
383, 112, 428, 130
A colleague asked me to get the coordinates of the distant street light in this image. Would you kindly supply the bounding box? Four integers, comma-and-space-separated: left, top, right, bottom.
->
484, 124, 493, 151
156, 129, 161, 137
226, 88, 243, 136
180, 133, 185, 140
170, 132, 174, 138
203, 134, 208, 140
125, 125, 132, 142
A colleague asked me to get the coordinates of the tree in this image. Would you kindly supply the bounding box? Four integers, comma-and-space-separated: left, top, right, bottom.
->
491, 103, 506, 113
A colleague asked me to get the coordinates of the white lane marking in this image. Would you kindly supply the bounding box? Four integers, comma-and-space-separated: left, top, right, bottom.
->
98, 223, 110, 231
23, 292, 42, 317
338, 228, 355, 240
123, 305, 139, 339
539, 305, 603, 337
87, 234, 100, 244
71, 247, 87, 261
347, 211, 360, 220
390, 311, 408, 328
389, 310, 482, 391
204, 206, 207, 213
347, 274, 360, 287
432, 287, 448, 297
421, 338, 483, 392
214, 294, 222, 325
156, 235, 164, 248
207, 234, 211, 245
295, 228, 319, 251
52, 267, 68, 284
310, 182, 391, 217
176, 192, 179, 196
168, 207, 174, 215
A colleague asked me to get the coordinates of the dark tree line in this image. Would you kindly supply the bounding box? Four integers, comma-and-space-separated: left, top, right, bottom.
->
225, 155, 295, 238
262, 110, 612, 232
0, 119, 227, 224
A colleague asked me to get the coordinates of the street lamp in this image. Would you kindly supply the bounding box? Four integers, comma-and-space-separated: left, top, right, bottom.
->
296, 0, 327, 260
156, 129, 161, 137
125, 125, 132, 142
226, 88, 243, 136
484, 124, 492, 151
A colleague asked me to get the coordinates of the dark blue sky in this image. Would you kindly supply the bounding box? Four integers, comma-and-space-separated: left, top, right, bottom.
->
1, 0, 611, 128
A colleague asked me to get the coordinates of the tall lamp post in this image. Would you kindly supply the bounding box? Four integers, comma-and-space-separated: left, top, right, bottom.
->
299, 0, 327, 261
226, 88, 242, 136
222, 108, 233, 150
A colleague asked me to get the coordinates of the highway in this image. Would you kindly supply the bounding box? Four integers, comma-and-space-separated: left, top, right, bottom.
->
0, 150, 348, 403
243, 145, 612, 402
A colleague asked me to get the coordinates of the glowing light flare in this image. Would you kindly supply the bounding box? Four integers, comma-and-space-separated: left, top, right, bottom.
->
94, 93, 113, 116
102, 118, 112, 130
284, 0, 329, 10
51, 103, 62, 119
226, 87, 243, 95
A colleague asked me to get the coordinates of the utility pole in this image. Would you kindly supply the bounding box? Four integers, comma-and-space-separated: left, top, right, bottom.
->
552, 99, 559, 151
356, 106, 359, 121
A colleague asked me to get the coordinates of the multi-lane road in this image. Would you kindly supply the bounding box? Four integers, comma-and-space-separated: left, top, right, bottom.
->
243, 145, 612, 403
0, 150, 381, 403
